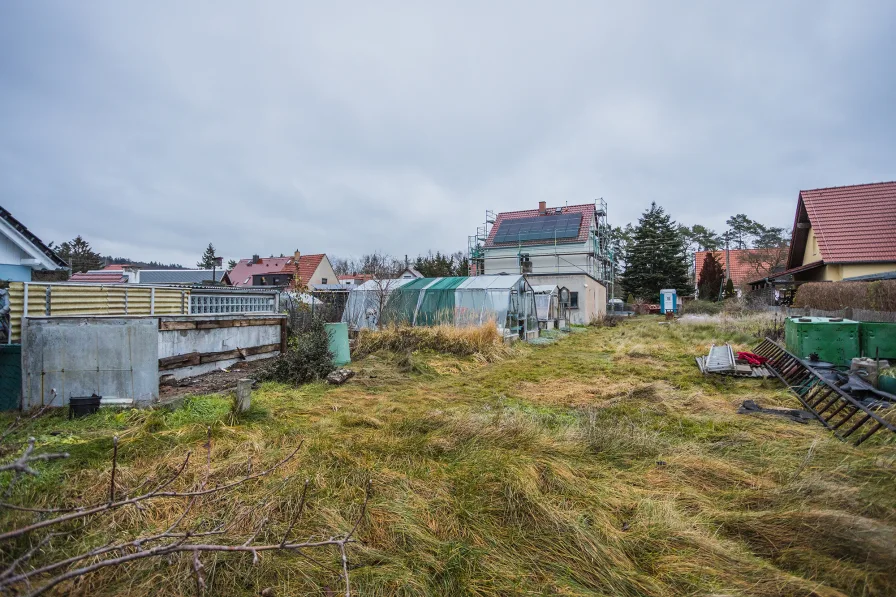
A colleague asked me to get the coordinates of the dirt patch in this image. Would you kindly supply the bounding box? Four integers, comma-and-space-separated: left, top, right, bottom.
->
158, 357, 273, 399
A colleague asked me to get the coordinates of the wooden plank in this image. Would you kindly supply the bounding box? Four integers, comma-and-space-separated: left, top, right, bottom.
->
197, 343, 281, 365
159, 352, 200, 370
159, 321, 198, 331
246, 343, 280, 356
197, 320, 236, 330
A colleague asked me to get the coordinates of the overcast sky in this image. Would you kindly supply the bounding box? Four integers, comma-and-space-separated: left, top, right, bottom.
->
2, 2, 894, 266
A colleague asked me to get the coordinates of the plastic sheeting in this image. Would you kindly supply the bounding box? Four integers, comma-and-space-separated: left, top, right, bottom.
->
342, 275, 538, 337
531, 285, 558, 321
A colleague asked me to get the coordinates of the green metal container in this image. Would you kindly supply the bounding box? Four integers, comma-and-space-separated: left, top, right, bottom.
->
859, 322, 896, 360
0, 344, 22, 411
325, 323, 351, 367
784, 317, 860, 367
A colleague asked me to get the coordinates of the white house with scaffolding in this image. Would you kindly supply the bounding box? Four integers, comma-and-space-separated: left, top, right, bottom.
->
468, 200, 614, 325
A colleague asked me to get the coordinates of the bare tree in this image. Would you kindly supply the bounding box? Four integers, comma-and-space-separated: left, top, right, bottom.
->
1, 419, 369, 596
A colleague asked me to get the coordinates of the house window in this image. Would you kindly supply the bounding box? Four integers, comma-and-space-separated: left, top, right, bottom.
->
273, 277, 280, 285
569, 291, 579, 309
321, 277, 328, 284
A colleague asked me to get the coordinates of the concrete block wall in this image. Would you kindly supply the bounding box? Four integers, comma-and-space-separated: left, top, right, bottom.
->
20, 314, 285, 409
22, 317, 159, 409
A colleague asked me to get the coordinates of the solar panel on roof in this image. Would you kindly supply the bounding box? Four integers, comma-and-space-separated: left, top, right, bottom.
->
492, 213, 582, 243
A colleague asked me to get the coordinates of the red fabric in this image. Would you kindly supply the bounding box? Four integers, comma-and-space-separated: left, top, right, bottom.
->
737, 352, 768, 366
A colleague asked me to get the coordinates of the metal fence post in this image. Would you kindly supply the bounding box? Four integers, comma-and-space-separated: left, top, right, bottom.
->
181, 290, 186, 314
124, 287, 129, 315
150, 287, 155, 315
45, 286, 51, 316
23, 283, 28, 317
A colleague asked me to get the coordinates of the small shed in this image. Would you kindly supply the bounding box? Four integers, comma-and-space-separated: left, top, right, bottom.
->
342, 275, 538, 339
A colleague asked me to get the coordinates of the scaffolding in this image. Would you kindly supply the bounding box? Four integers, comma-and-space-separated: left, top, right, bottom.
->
467, 209, 495, 276
592, 198, 615, 299
468, 200, 615, 298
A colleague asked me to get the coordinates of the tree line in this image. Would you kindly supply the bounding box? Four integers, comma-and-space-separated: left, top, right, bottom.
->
612, 208, 789, 302
330, 251, 469, 278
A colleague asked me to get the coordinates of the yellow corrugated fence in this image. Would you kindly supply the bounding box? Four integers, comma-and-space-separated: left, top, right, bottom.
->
7, 282, 190, 342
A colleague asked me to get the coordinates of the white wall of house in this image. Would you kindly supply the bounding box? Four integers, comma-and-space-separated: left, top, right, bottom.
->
309, 256, 338, 285
526, 273, 606, 324
481, 242, 608, 324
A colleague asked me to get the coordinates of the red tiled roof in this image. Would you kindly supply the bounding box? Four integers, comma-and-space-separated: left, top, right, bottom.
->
280, 254, 325, 282
694, 249, 777, 287
226, 255, 326, 287
484, 203, 596, 248
338, 274, 373, 282
69, 271, 127, 283
795, 182, 896, 264
226, 257, 294, 286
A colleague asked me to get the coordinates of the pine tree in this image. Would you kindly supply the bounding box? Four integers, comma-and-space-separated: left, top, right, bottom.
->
697, 252, 724, 301
227, 259, 237, 270
621, 203, 690, 301
197, 243, 217, 268
54, 236, 104, 273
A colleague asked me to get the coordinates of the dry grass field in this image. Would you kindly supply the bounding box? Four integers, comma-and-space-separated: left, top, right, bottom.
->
3, 315, 895, 596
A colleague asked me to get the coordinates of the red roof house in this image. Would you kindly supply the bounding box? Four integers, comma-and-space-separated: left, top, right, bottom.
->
69, 271, 128, 283
754, 182, 896, 285
694, 249, 784, 288
224, 252, 337, 288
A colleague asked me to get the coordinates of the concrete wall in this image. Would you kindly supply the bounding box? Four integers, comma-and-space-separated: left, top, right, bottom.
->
22, 317, 159, 409
20, 314, 285, 409
158, 315, 283, 379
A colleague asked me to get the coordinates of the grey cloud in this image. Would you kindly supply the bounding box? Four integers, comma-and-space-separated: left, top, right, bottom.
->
1, 1, 894, 265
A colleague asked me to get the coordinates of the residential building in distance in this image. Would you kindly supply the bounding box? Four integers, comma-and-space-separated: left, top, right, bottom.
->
338, 273, 374, 287
474, 200, 613, 324
69, 265, 225, 285
694, 248, 787, 293
225, 252, 337, 288
751, 182, 896, 288
398, 266, 423, 279
0, 206, 68, 281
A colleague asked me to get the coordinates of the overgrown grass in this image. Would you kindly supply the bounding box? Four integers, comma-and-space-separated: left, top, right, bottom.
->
2, 316, 895, 596
355, 323, 512, 362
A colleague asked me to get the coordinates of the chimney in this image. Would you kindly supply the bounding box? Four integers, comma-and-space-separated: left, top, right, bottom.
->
538, 201, 547, 214
251, 254, 260, 265
294, 250, 301, 264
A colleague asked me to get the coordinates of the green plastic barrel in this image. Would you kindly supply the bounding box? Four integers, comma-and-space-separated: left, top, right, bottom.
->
325, 323, 351, 366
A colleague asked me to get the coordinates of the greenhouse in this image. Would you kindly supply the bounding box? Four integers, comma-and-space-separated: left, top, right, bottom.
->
531, 284, 568, 330
342, 275, 539, 339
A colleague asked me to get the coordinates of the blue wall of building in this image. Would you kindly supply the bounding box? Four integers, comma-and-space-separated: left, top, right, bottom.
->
0, 264, 32, 282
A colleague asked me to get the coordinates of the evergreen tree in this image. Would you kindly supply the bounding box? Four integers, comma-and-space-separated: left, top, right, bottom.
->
621, 203, 690, 301
697, 252, 724, 301
414, 251, 456, 277
54, 236, 104, 273
227, 259, 238, 270
724, 278, 736, 299
688, 225, 723, 251
197, 243, 217, 268
725, 214, 762, 250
